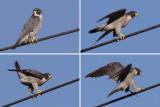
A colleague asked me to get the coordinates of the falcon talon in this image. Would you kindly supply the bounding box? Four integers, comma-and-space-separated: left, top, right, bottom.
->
32, 94, 37, 98
120, 33, 125, 40
8, 61, 52, 96
12, 8, 42, 49
86, 62, 142, 97
116, 37, 121, 42
89, 8, 138, 44
38, 90, 43, 96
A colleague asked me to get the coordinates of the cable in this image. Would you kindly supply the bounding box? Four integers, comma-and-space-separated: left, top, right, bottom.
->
96, 82, 160, 107
0, 28, 79, 52
2, 78, 79, 107
81, 24, 160, 53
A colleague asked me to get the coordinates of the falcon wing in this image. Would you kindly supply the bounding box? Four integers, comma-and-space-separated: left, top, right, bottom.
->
9, 69, 43, 79
19, 16, 40, 40
97, 8, 126, 24
109, 64, 132, 82
85, 62, 124, 83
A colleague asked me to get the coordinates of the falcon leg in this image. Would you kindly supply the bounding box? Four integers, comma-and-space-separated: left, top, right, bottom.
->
119, 33, 125, 40
38, 90, 43, 96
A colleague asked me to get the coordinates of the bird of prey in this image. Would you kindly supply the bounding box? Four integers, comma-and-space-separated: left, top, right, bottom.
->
89, 9, 138, 44
12, 8, 42, 49
8, 61, 52, 97
85, 62, 143, 97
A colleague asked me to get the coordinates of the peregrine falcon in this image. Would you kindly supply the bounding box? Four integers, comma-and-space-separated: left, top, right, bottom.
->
12, 8, 42, 49
85, 62, 143, 97
8, 61, 52, 97
89, 9, 138, 44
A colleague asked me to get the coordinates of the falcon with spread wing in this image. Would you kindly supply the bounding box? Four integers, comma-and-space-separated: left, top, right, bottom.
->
86, 62, 143, 97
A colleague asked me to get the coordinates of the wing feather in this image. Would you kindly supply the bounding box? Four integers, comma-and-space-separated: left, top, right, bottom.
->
97, 8, 126, 24
85, 62, 124, 83
109, 64, 132, 82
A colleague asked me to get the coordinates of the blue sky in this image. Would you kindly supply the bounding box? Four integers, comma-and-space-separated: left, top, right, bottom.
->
0, 55, 79, 107
82, 55, 160, 107
82, 0, 160, 53
0, 0, 78, 53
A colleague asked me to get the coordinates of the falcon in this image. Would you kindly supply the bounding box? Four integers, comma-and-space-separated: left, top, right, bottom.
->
86, 62, 143, 97
8, 61, 52, 97
12, 8, 42, 49
89, 9, 138, 44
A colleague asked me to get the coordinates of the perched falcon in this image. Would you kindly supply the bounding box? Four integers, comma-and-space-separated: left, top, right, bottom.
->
12, 8, 42, 49
8, 61, 52, 97
86, 62, 143, 97
89, 9, 138, 44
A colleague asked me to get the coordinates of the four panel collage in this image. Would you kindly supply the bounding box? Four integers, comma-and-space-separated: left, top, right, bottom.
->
1, 0, 160, 107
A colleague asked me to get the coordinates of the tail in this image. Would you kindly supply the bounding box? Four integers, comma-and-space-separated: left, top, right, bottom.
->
15, 61, 21, 70
107, 89, 117, 97
93, 30, 112, 45
89, 27, 100, 33
11, 42, 19, 50
107, 84, 122, 97
8, 61, 21, 71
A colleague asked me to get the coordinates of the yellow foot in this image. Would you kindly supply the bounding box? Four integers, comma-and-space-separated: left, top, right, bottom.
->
136, 88, 144, 92
32, 94, 37, 98
120, 33, 125, 40
116, 36, 121, 42
38, 90, 43, 96
31, 36, 38, 43
29, 41, 33, 45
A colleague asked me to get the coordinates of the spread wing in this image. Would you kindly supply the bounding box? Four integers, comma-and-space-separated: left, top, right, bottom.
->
8, 69, 43, 79
85, 62, 124, 83
97, 8, 126, 24
109, 64, 132, 82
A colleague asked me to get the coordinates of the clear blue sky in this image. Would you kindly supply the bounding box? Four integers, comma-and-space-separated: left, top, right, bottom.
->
0, 0, 78, 53
0, 55, 79, 107
82, 55, 160, 107
82, 0, 160, 53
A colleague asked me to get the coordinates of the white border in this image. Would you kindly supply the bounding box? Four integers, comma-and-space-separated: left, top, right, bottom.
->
79, 0, 81, 107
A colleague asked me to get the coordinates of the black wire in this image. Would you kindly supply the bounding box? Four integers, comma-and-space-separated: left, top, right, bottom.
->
96, 83, 160, 107
2, 78, 79, 107
0, 28, 79, 52
81, 24, 160, 53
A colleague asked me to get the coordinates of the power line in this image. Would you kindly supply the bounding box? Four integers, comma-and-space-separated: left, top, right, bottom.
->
96, 82, 160, 107
0, 28, 79, 52
2, 78, 79, 107
81, 24, 160, 53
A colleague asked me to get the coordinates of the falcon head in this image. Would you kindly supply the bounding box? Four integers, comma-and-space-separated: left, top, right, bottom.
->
127, 11, 138, 18
134, 68, 142, 76
43, 73, 52, 80
33, 8, 42, 16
